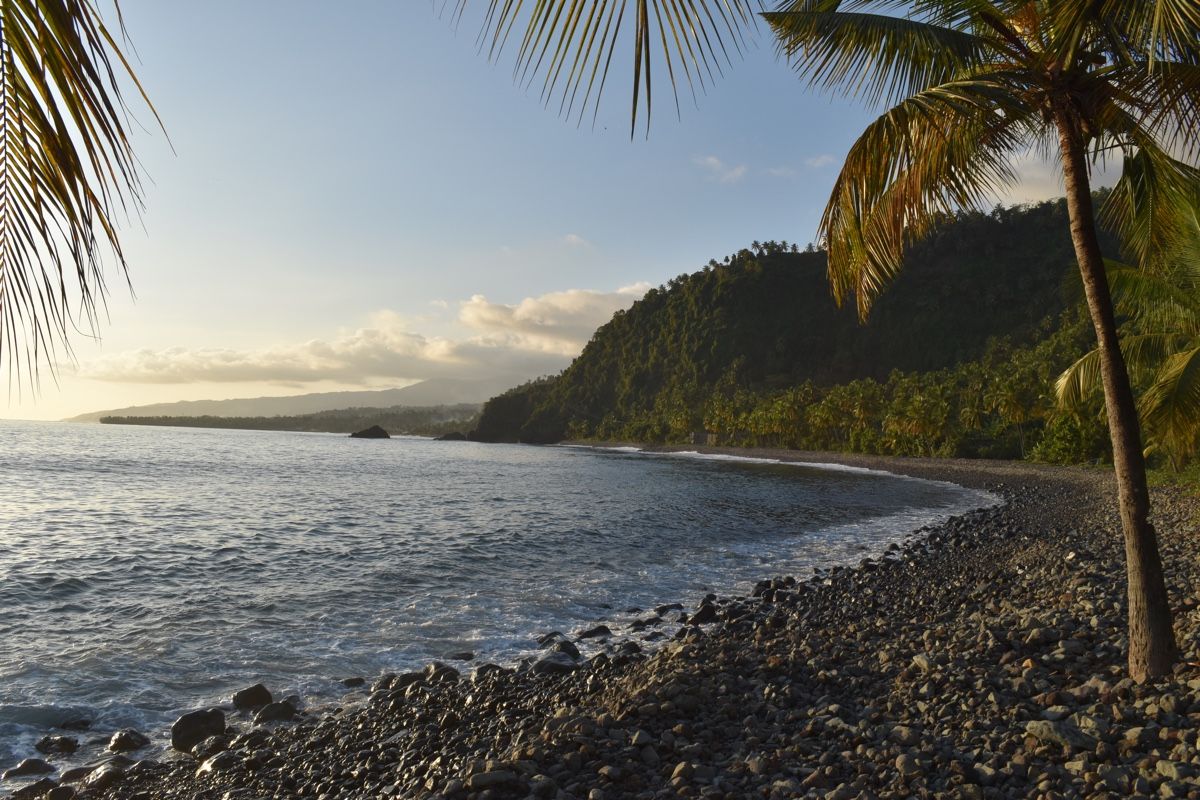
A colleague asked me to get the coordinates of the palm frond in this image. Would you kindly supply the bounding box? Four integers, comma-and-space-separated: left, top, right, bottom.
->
458, 0, 760, 136
819, 77, 1034, 316
1106, 260, 1200, 333
0, 0, 160, 385
1099, 144, 1200, 273
1056, 347, 1103, 410
1141, 346, 1200, 462
764, 7, 987, 106
1056, 0, 1200, 66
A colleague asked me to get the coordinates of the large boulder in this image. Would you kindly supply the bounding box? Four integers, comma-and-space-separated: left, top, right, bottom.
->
171, 709, 225, 753
349, 425, 390, 439
232, 683, 272, 710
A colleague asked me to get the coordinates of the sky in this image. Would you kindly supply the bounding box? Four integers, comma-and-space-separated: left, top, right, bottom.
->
5, 1, 1080, 420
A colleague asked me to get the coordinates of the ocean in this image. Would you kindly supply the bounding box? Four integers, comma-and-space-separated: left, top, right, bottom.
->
0, 420, 993, 768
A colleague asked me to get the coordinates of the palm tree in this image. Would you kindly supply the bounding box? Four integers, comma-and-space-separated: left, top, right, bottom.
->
0, 0, 160, 382
1058, 251, 1200, 470
474, 0, 1199, 681
761, 0, 1199, 680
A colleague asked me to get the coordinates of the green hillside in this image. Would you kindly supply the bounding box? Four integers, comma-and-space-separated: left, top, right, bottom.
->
472, 199, 1116, 460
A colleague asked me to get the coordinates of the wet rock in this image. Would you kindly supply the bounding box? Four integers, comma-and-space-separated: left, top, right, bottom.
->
340, 676, 366, 688
12, 778, 57, 799
532, 652, 578, 675
35, 736, 78, 755
107, 729, 150, 753
57, 766, 95, 783
253, 701, 298, 724
232, 683, 273, 710
3, 759, 54, 779
577, 625, 612, 640
171, 709, 225, 753
190, 735, 229, 761
552, 640, 581, 660
424, 661, 460, 683
80, 764, 124, 793
195, 751, 242, 776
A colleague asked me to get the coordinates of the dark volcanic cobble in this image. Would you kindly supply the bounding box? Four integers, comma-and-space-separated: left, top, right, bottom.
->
10, 454, 1200, 800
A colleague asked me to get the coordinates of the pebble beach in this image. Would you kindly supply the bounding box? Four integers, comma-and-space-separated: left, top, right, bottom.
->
5, 451, 1200, 800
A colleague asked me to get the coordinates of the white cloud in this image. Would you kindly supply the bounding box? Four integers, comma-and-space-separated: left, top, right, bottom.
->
694, 155, 747, 184
459, 283, 650, 356
804, 154, 835, 169
765, 166, 797, 178
80, 284, 652, 386
563, 233, 590, 247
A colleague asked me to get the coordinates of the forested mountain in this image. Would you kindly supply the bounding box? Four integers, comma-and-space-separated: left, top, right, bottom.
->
70, 378, 519, 422
472, 200, 1118, 459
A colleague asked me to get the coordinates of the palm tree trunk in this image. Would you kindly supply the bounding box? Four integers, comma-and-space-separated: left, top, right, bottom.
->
1055, 111, 1177, 681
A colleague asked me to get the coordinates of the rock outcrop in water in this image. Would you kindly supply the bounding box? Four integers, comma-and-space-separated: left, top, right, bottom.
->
349, 425, 390, 439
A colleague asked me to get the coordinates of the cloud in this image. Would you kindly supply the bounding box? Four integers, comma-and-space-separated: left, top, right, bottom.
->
694, 155, 747, 184
804, 154, 835, 169
563, 233, 590, 247
765, 166, 797, 178
459, 283, 650, 356
80, 284, 652, 386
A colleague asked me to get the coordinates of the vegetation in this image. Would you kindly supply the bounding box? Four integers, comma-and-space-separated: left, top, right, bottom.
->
0, 1, 161, 381
100, 404, 480, 437
473, 201, 1107, 446
1059, 255, 1200, 471
477, 0, 1200, 679
763, 0, 1200, 681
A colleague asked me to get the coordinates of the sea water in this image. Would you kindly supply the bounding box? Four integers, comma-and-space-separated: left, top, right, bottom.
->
0, 420, 993, 768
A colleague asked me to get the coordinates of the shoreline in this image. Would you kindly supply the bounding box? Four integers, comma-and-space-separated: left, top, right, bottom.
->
7, 452, 1200, 800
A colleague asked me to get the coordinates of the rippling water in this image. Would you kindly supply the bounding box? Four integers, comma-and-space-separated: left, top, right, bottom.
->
0, 420, 992, 769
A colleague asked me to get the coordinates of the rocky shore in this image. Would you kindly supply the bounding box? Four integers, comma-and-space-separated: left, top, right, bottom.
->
5, 453, 1200, 800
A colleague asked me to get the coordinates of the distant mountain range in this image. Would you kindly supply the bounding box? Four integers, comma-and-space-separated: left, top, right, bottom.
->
68, 377, 525, 422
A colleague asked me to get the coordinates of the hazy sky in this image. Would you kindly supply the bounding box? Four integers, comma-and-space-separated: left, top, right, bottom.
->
6, 2, 1075, 420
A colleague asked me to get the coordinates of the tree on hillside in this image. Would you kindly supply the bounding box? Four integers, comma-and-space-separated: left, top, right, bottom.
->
473, 0, 1200, 681
0, 1, 160, 382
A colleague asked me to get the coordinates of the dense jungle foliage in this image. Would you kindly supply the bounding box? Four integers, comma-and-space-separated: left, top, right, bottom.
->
472, 200, 1124, 463
101, 404, 481, 437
